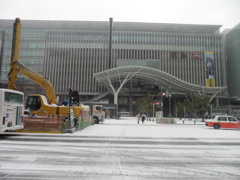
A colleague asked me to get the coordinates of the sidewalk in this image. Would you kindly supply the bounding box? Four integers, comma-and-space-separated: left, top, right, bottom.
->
74, 117, 240, 138
112, 117, 205, 125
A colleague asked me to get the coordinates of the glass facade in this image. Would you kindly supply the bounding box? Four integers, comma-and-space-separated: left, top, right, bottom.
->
113, 31, 223, 87
0, 26, 45, 89
0, 19, 230, 111
44, 31, 109, 94
226, 24, 240, 99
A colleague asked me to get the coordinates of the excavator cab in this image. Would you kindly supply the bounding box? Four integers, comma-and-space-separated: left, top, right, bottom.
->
25, 96, 41, 111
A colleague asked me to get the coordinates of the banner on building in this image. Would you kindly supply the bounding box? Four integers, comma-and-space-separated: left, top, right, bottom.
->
205, 52, 215, 87
206, 79, 216, 87
192, 52, 202, 59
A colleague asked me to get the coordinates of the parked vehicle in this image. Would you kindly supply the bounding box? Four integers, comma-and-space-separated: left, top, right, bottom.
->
83, 103, 105, 124
0, 88, 24, 132
205, 115, 240, 129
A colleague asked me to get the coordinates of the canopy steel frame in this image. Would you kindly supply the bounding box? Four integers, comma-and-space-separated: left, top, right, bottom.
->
94, 66, 227, 104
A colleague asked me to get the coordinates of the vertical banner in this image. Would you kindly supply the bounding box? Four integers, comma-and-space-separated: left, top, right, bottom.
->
205, 52, 215, 87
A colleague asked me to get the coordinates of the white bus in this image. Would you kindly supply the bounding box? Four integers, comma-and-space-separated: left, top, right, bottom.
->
0, 88, 24, 132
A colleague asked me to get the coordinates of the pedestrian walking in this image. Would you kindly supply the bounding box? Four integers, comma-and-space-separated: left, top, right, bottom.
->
141, 113, 146, 124
136, 114, 141, 124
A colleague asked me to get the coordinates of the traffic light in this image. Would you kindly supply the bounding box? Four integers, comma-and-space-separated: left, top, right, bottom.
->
154, 101, 160, 105
154, 100, 162, 110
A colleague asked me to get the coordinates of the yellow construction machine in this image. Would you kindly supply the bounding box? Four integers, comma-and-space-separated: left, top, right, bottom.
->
8, 18, 87, 120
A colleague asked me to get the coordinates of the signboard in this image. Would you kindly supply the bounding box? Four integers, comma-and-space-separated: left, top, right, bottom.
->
206, 79, 216, 88
205, 52, 215, 87
192, 52, 202, 59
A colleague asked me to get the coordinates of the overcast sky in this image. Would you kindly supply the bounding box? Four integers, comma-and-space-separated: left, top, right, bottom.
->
0, 0, 239, 31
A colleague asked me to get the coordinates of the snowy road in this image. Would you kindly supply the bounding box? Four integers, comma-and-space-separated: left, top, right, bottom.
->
0, 118, 240, 179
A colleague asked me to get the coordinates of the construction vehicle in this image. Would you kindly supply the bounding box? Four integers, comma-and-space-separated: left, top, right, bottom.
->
82, 103, 105, 124
91, 105, 105, 124
7, 18, 88, 121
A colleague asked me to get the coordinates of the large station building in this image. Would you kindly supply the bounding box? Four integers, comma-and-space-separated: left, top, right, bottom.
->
0, 18, 239, 117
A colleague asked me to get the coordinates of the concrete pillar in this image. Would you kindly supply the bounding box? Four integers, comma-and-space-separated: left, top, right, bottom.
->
215, 97, 219, 107
129, 80, 133, 113
114, 92, 118, 105
114, 91, 119, 118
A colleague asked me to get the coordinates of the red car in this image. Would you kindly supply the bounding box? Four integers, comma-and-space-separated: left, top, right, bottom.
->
205, 115, 240, 129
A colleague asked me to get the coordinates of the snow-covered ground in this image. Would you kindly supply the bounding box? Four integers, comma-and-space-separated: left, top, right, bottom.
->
75, 117, 240, 139
1, 117, 240, 179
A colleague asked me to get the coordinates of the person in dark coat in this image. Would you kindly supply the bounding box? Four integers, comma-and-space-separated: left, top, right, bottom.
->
141, 113, 146, 124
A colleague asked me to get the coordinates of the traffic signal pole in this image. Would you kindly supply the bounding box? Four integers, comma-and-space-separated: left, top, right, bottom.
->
153, 103, 154, 121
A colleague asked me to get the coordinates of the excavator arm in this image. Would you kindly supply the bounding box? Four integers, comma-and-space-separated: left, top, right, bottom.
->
17, 61, 57, 104
8, 18, 21, 90
8, 18, 58, 105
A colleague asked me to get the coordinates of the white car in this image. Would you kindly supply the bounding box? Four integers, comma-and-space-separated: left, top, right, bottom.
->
205, 115, 240, 129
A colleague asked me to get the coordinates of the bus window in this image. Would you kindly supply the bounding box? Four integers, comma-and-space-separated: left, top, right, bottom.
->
4, 92, 24, 105
0, 89, 24, 132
